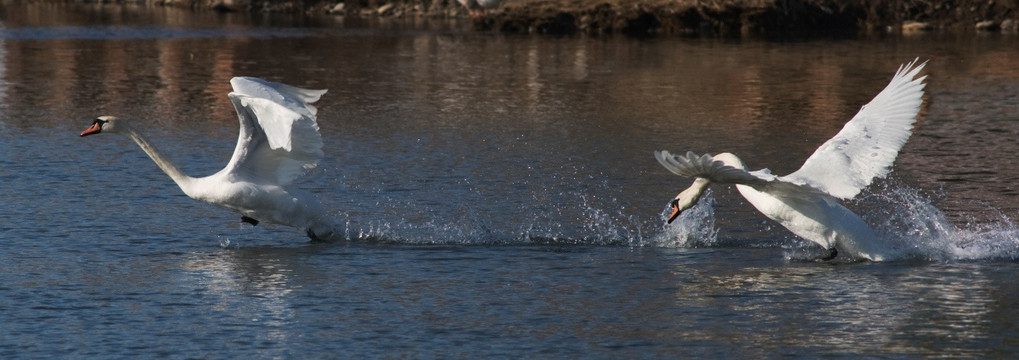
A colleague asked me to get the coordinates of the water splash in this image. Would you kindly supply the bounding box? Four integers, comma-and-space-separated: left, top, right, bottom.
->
947, 220, 1019, 261
324, 184, 671, 246
641, 180, 1019, 262
315, 174, 1017, 262
648, 191, 719, 248
860, 181, 1019, 262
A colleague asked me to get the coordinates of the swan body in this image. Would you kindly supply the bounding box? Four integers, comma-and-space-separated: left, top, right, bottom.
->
655, 59, 928, 261
457, 0, 502, 16
457, 0, 502, 9
81, 77, 340, 241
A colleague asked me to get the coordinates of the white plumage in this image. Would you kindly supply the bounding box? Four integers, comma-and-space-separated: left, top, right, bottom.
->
656, 59, 928, 261
81, 77, 339, 241
457, 0, 503, 16
457, 0, 503, 10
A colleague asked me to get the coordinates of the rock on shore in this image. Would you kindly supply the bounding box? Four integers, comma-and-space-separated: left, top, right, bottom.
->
158, 0, 1019, 36
475, 0, 1019, 36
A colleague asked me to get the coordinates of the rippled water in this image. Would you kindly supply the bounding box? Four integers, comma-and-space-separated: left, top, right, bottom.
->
2, 3, 1019, 358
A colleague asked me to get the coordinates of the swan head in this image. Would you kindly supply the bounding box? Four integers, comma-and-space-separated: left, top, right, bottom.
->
667, 177, 710, 224
80, 116, 122, 136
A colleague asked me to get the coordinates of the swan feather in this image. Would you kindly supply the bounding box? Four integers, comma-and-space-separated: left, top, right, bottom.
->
223, 77, 326, 186
785, 58, 927, 199
82, 77, 339, 241
654, 59, 929, 261
654, 150, 771, 185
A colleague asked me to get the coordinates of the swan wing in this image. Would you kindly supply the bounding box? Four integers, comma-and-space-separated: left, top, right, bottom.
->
785, 59, 927, 199
223, 77, 327, 185
654, 150, 771, 185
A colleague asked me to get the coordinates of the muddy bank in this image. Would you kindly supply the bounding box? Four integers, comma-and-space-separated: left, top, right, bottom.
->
153, 0, 1018, 36
471, 0, 1019, 36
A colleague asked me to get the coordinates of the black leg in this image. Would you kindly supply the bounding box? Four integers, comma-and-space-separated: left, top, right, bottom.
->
820, 247, 838, 261
241, 216, 259, 226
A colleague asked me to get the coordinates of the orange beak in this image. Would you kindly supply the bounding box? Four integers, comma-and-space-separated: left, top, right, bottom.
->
80, 121, 102, 136
666, 199, 681, 224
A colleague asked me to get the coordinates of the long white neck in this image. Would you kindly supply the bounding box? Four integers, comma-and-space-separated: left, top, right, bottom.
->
677, 177, 711, 209
120, 125, 194, 192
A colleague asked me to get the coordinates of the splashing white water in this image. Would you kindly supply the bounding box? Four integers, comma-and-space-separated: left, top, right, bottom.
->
318, 175, 1018, 262
651, 181, 1019, 262
860, 181, 1019, 261
648, 190, 719, 248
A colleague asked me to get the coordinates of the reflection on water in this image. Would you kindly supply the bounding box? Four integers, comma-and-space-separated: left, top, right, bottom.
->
0, 4, 1017, 250
3, 3, 1019, 357
668, 259, 1019, 357
162, 224, 1019, 357
182, 248, 299, 354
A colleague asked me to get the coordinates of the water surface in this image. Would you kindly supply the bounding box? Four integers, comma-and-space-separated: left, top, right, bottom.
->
2, 3, 1019, 358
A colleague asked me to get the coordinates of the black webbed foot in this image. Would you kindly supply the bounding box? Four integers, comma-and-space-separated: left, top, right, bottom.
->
820, 247, 838, 261
241, 216, 259, 226
307, 229, 323, 242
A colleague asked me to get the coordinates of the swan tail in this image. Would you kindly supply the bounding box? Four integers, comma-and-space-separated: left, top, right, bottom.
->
654, 150, 767, 185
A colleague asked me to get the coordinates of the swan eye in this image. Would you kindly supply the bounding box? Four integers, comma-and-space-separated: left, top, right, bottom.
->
666, 199, 682, 224
87, 119, 108, 130
80, 118, 109, 137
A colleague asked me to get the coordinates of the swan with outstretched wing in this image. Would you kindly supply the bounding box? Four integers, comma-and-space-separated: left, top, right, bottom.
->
81, 77, 339, 241
655, 59, 928, 261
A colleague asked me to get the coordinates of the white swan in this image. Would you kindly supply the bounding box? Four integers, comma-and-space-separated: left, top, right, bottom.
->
457, 0, 503, 16
655, 59, 928, 261
81, 77, 340, 241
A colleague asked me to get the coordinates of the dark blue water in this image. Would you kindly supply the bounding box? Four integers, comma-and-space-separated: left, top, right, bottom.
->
2, 4, 1019, 358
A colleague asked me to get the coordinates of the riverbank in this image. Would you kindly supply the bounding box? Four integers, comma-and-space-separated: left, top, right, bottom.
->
133, 0, 1019, 36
